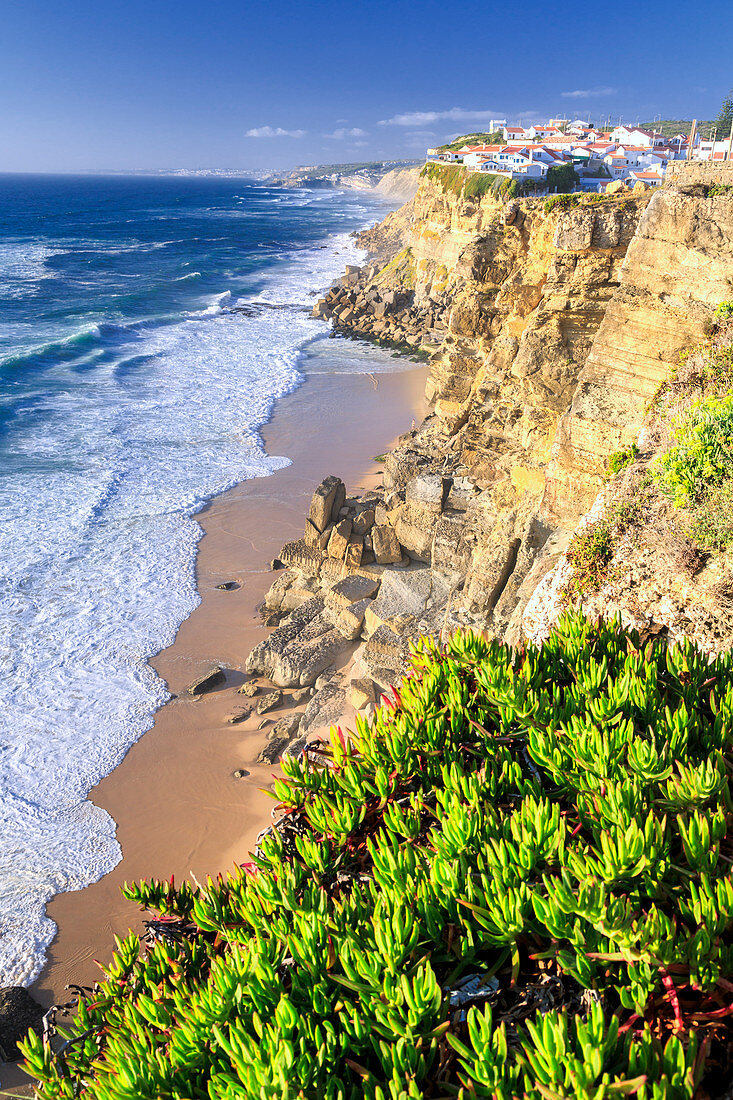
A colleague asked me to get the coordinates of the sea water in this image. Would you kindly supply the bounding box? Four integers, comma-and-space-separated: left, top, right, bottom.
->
0, 174, 405, 984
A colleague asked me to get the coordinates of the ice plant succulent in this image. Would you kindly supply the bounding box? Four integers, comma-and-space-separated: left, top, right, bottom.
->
21, 612, 733, 1099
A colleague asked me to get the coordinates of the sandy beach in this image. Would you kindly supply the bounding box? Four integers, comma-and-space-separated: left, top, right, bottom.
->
27, 354, 427, 1019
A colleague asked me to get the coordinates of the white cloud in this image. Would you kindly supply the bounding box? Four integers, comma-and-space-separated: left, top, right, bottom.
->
245, 125, 306, 138
560, 87, 618, 99
378, 107, 504, 126
324, 127, 368, 139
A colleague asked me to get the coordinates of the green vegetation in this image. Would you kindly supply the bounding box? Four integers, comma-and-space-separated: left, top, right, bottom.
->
436, 131, 504, 153
421, 162, 519, 200
22, 612, 733, 1099
543, 192, 580, 214
546, 163, 580, 195
373, 248, 416, 291
714, 92, 733, 137
653, 394, 733, 506
639, 120, 713, 139
564, 500, 643, 599
687, 480, 733, 551
606, 443, 639, 477
649, 312, 733, 552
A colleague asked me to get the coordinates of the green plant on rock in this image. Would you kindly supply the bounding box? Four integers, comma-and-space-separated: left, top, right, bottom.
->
653, 394, 733, 505
606, 442, 639, 477
564, 499, 643, 599
715, 301, 733, 322
21, 613, 733, 1100
544, 192, 580, 215
686, 479, 733, 550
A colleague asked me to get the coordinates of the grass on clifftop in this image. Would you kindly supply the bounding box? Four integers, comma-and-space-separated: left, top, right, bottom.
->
22, 612, 733, 1099
421, 162, 519, 200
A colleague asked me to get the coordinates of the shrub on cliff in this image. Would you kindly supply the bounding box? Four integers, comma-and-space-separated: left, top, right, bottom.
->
653, 395, 733, 506
22, 613, 733, 1099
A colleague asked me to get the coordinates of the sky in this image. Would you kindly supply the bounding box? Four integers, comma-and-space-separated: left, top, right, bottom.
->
1, 0, 731, 173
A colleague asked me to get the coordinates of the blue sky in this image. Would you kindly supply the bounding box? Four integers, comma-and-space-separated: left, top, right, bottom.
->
1, 0, 731, 172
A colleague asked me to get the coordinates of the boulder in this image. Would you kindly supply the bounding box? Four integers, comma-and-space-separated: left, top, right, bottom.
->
345, 536, 363, 568
364, 567, 452, 637
372, 524, 402, 565
246, 597, 326, 678
226, 707, 252, 724
358, 624, 413, 688
288, 629, 351, 687
393, 504, 437, 562
308, 476, 345, 534
270, 712, 302, 740
187, 666, 226, 696
350, 677, 379, 711
327, 518, 352, 560
352, 508, 375, 536
278, 539, 323, 574
290, 686, 311, 704
257, 737, 290, 766
238, 681, 258, 696
256, 690, 283, 715
0, 987, 44, 1061
326, 597, 372, 640
405, 473, 448, 512
300, 681, 348, 737
325, 574, 380, 610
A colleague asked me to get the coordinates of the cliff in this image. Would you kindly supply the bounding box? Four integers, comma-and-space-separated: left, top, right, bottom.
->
272, 159, 421, 192
250, 163, 733, 743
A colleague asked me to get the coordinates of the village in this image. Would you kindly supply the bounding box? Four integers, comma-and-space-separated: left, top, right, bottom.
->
426, 117, 733, 191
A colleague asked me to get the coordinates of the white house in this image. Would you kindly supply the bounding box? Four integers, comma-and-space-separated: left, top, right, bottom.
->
628, 170, 664, 187
610, 125, 656, 147
503, 126, 528, 142
526, 125, 564, 142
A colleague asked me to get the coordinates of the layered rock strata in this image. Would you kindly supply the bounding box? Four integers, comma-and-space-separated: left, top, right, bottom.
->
247, 164, 733, 742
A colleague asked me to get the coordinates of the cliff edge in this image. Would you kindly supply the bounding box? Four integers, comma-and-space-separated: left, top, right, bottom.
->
251, 162, 733, 745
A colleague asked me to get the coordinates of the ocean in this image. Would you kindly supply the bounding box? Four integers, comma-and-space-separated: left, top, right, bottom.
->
0, 174, 404, 985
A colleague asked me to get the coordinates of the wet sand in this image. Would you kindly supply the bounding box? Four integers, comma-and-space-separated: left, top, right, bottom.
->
27, 358, 427, 1019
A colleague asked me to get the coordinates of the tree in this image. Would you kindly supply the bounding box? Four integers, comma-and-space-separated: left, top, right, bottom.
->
546, 162, 580, 194
715, 89, 733, 136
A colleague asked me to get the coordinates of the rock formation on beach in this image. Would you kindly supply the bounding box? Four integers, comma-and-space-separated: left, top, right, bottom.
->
253, 160, 733, 753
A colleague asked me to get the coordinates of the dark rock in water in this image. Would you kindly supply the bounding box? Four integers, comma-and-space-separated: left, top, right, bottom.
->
233, 768, 250, 779
215, 581, 238, 591
270, 558, 284, 571
186, 666, 226, 696
0, 986, 44, 1061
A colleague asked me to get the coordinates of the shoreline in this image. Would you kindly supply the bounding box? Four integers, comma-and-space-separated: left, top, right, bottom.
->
27, 351, 428, 1019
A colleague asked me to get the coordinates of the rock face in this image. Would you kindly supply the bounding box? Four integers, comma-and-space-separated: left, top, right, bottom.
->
544, 181, 733, 523
250, 163, 733, 725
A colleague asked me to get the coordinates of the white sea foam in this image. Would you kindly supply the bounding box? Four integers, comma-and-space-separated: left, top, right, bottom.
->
0, 196, 396, 986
